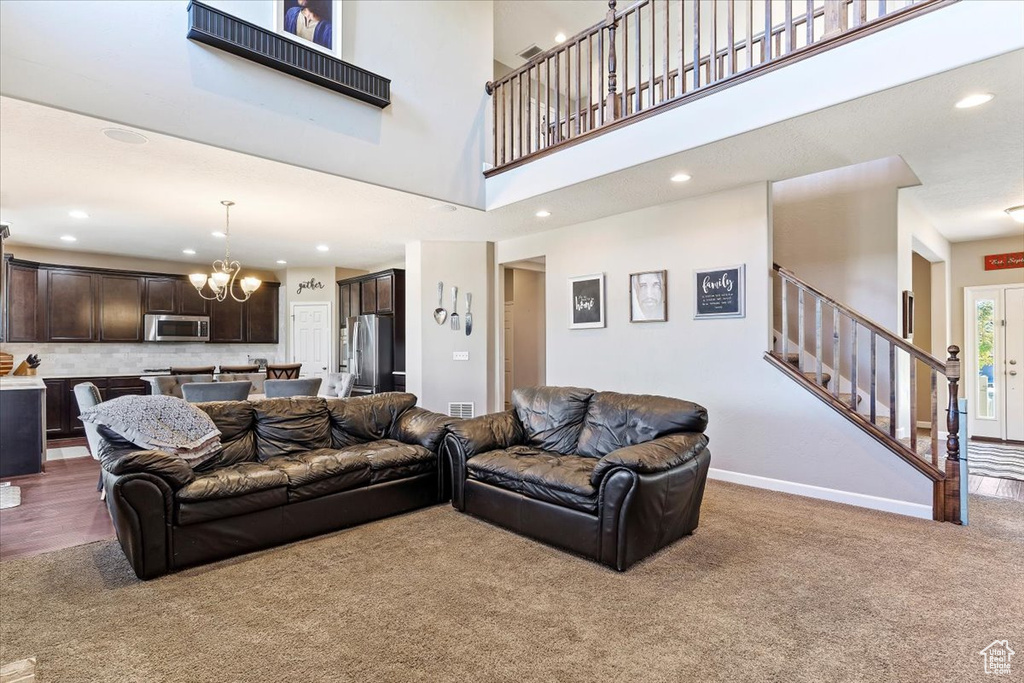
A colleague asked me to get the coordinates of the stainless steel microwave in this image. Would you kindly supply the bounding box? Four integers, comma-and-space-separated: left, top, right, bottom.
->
144, 314, 210, 342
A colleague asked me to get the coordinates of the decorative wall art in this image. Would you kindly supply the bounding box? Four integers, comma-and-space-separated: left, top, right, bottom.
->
274, 0, 342, 57
569, 274, 606, 329
902, 290, 914, 339
694, 265, 745, 319
630, 270, 667, 322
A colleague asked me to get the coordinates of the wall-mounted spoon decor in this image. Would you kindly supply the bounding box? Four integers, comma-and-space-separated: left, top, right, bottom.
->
433, 281, 447, 325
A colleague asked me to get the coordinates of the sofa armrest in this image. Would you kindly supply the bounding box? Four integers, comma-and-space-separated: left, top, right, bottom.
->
445, 410, 524, 460
391, 406, 454, 452
99, 444, 195, 491
590, 433, 709, 486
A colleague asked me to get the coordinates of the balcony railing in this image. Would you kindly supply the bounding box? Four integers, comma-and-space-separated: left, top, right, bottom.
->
485, 0, 954, 175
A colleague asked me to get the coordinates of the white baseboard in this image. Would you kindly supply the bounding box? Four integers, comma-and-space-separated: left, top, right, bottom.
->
708, 468, 933, 520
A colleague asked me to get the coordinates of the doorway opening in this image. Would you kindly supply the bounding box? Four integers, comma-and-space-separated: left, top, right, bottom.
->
501, 258, 546, 410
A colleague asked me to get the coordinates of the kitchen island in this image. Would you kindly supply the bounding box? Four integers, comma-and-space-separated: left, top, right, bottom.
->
0, 376, 46, 477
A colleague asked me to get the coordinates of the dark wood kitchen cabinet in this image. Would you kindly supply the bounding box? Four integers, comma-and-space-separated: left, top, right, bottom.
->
46, 269, 96, 341
177, 279, 210, 316
145, 277, 178, 314
4, 259, 279, 344
43, 379, 67, 436
245, 283, 279, 344
210, 292, 245, 343
5, 261, 41, 342
375, 274, 394, 314
360, 279, 376, 315
98, 274, 143, 342
337, 269, 405, 375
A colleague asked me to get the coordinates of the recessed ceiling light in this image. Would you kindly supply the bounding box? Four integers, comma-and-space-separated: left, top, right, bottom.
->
555, 32, 566, 43
276, 259, 288, 264
535, 210, 551, 218
671, 173, 692, 183
316, 245, 329, 252
102, 128, 149, 144
1006, 205, 1024, 224
60, 235, 77, 242
954, 93, 994, 109
211, 231, 226, 238
182, 248, 196, 255
68, 210, 89, 219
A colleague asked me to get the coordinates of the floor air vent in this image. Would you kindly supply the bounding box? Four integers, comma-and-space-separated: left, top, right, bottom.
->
448, 402, 475, 419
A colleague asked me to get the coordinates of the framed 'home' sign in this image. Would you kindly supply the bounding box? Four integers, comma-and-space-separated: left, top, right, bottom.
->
694, 265, 745, 319
568, 274, 606, 329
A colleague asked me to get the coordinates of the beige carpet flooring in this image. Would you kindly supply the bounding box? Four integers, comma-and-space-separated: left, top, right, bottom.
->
1, 481, 1021, 682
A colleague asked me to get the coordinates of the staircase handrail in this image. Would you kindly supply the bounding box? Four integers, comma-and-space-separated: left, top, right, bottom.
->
773, 263, 949, 375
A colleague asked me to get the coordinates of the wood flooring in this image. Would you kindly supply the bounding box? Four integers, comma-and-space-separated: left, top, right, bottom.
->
0, 457, 114, 562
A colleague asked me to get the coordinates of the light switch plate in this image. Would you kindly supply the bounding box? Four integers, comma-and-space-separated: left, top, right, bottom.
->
453, 351, 470, 361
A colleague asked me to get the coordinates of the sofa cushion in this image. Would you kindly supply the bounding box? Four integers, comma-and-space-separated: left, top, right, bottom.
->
254, 397, 332, 460
576, 391, 710, 458
364, 439, 435, 485
466, 446, 598, 513
512, 386, 595, 455
174, 462, 288, 525
194, 401, 257, 469
176, 461, 288, 501
326, 393, 417, 448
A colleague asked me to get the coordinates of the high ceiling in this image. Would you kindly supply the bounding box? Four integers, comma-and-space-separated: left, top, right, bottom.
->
493, 0, 608, 69
0, 50, 1021, 269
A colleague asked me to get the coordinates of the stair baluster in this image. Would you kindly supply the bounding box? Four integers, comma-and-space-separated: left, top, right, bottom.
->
767, 264, 965, 524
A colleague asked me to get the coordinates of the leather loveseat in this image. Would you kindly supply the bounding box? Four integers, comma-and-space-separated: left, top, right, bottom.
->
444, 387, 711, 571
99, 393, 450, 579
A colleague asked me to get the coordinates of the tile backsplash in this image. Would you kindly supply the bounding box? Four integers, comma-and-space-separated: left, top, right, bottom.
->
0, 342, 283, 377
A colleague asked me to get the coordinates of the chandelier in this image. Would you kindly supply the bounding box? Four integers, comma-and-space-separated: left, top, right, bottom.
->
189, 201, 262, 303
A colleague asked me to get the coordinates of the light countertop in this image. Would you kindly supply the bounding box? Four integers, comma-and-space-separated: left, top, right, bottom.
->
0, 377, 46, 391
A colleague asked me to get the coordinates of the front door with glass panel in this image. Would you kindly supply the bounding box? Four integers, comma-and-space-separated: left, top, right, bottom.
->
967, 286, 1024, 441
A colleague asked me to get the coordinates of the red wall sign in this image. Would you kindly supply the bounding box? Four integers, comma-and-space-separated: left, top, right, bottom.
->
984, 252, 1024, 271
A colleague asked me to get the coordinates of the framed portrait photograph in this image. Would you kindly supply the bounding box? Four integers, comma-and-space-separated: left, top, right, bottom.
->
694, 264, 745, 319
630, 270, 667, 322
568, 274, 606, 329
274, 0, 342, 57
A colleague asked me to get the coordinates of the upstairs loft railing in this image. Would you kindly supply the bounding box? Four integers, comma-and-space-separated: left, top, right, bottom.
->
485, 0, 955, 175
769, 264, 964, 523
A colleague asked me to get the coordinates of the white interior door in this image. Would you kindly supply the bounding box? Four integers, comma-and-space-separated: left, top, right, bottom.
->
1005, 287, 1024, 441
291, 303, 331, 379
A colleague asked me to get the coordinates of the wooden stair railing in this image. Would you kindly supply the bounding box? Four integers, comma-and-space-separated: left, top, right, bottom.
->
767, 264, 964, 524
484, 0, 956, 176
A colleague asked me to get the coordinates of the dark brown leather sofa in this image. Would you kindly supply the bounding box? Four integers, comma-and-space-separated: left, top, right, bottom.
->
443, 387, 711, 571
99, 393, 450, 579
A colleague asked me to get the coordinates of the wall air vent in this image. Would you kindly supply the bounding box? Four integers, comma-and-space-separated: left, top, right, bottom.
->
517, 44, 543, 61
448, 402, 475, 419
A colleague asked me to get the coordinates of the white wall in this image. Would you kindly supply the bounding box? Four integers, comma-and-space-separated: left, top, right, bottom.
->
280, 266, 365, 371
406, 241, 493, 415
494, 183, 933, 516
0, 0, 493, 208
951, 235, 1024, 354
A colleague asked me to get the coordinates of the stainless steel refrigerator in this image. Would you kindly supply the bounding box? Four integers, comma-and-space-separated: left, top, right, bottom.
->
346, 314, 394, 394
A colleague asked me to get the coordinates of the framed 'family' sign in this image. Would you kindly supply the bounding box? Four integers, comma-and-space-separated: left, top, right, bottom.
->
568, 274, 606, 329
694, 265, 745, 319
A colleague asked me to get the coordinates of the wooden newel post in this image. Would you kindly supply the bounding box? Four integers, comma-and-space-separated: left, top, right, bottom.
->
605, 0, 621, 121
943, 345, 962, 523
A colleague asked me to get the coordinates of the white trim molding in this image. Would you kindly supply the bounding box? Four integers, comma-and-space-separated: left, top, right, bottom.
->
708, 468, 932, 520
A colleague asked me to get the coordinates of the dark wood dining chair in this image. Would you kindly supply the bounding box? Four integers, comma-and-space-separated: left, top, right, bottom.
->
219, 364, 260, 373
170, 366, 216, 375
266, 363, 301, 380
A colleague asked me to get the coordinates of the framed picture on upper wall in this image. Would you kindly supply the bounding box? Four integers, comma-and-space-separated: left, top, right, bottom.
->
694, 265, 745, 319
274, 0, 342, 57
630, 270, 667, 322
568, 274, 605, 329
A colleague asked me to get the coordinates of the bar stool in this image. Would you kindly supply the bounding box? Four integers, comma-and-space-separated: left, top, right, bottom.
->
266, 363, 301, 380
